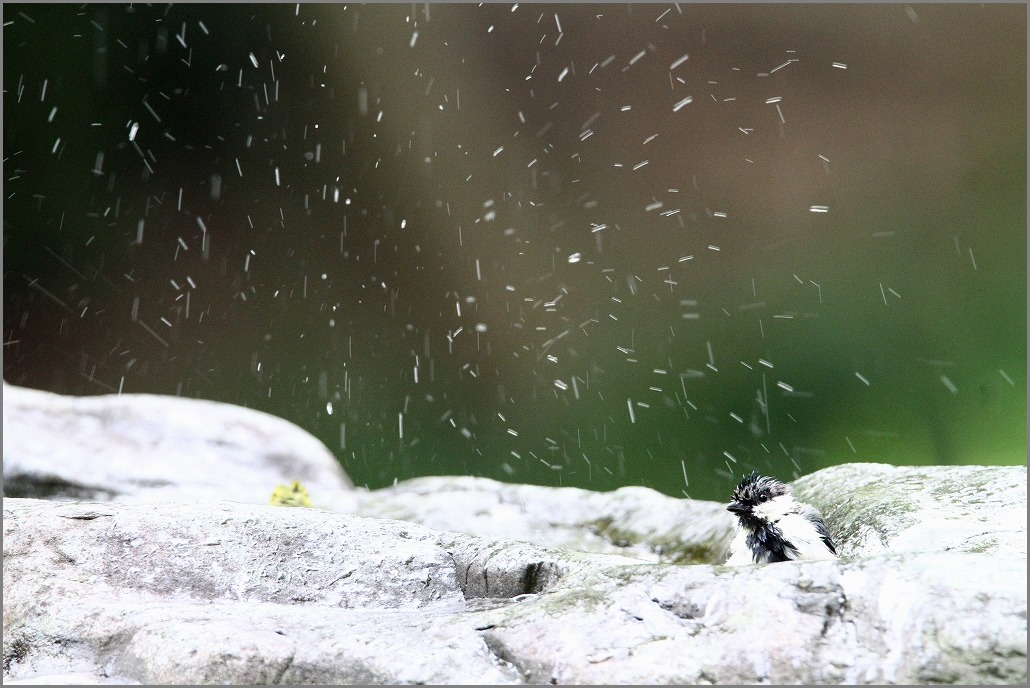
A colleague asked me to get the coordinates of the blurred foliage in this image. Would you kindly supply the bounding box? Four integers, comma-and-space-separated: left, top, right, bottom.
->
3, 4, 1025, 503
270, 481, 313, 508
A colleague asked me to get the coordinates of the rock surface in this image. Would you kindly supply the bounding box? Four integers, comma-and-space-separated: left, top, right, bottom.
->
3, 383, 1026, 684
343, 476, 734, 564
792, 462, 1027, 558
2, 382, 352, 504
339, 464, 1027, 564
1, 499, 631, 684
4, 494, 1026, 685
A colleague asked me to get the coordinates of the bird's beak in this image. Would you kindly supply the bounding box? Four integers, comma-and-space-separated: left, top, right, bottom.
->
727, 502, 748, 515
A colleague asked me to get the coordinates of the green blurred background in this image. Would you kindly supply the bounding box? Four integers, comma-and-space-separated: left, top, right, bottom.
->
3, 4, 1026, 502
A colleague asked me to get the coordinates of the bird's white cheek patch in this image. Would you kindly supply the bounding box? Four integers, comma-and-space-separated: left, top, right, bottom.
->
754, 503, 788, 523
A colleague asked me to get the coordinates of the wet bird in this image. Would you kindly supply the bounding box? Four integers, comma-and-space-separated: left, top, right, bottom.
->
724, 471, 838, 565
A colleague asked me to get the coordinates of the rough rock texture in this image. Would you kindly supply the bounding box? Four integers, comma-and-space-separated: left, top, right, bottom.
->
343, 476, 733, 564
472, 552, 1027, 685
2, 384, 1026, 684
2, 382, 352, 503
339, 464, 1028, 564
1, 499, 631, 684
792, 462, 1027, 558
4, 496, 1025, 685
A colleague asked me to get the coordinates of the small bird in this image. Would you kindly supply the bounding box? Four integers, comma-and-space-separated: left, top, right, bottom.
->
724, 471, 838, 565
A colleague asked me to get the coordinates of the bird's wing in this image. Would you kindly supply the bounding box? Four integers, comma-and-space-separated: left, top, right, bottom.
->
800, 504, 837, 555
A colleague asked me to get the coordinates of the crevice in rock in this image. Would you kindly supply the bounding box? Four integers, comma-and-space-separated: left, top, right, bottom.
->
3, 474, 120, 501
792, 582, 848, 639
97, 629, 138, 683
521, 562, 541, 594
271, 649, 296, 684
479, 630, 532, 684
441, 541, 564, 600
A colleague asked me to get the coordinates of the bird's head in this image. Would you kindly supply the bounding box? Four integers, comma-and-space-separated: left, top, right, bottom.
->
727, 471, 791, 524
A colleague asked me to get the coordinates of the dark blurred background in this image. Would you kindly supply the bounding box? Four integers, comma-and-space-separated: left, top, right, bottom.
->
3, 4, 1026, 502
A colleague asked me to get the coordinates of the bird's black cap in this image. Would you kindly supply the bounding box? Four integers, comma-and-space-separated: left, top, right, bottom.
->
728, 471, 789, 512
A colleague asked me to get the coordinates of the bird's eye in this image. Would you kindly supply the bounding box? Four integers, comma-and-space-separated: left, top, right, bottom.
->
758, 493, 768, 502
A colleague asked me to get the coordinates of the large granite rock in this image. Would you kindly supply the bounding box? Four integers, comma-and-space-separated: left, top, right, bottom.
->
2, 383, 1026, 684
2, 382, 352, 503
339, 463, 1027, 564
792, 462, 1027, 558
3, 494, 1025, 685
343, 476, 733, 564
2, 500, 554, 684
